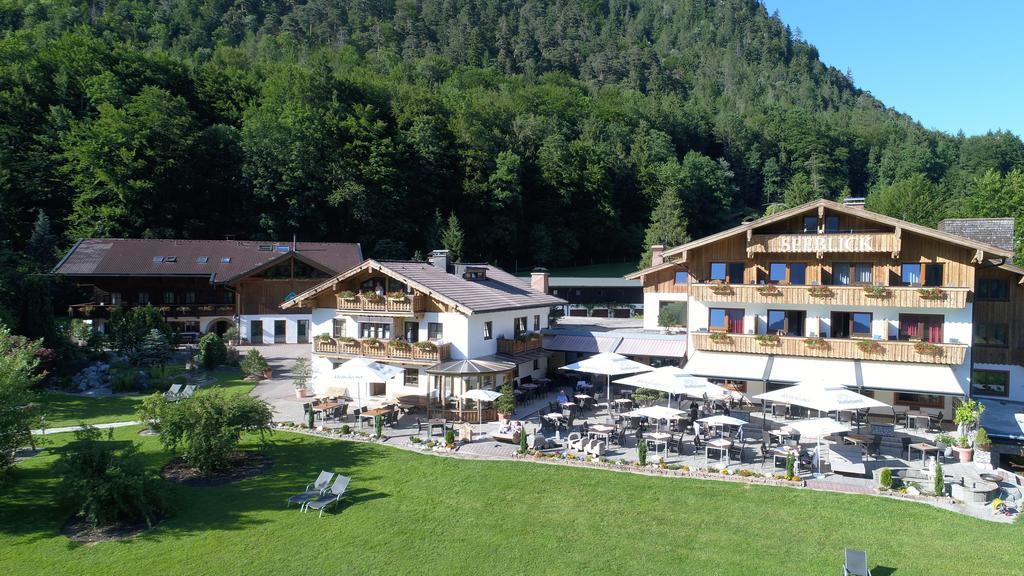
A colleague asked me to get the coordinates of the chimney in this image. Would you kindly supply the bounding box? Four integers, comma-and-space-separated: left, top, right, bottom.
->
531, 267, 550, 293
843, 197, 866, 211
428, 249, 450, 272
650, 244, 666, 266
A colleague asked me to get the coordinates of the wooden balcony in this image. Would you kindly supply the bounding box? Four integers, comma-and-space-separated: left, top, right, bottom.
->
690, 283, 969, 309
747, 232, 900, 256
335, 292, 425, 316
692, 332, 967, 365
313, 338, 451, 363
68, 302, 236, 319
496, 335, 543, 355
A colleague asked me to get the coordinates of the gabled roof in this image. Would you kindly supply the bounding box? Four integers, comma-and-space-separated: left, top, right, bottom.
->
284, 259, 566, 314
938, 218, 1015, 252
623, 259, 686, 280
661, 199, 1014, 260
52, 239, 363, 283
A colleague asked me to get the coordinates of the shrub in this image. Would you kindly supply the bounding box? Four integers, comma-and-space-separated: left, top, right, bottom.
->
974, 427, 991, 450
340, 424, 351, 435
56, 427, 165, 528
306, 404, 314, 428
240, 348, 269, 378
879, 467, 893, 490
444, 427, 455, 447
954, 399, 985, 430
519, 428, 528, 454
785, 453, 795, 479
638, 437, 647, 466
633, 388, 661, 403
291, 357, 311, 391
110, 368, 137, 392
157, 392, 273, 475
374, 415, 383, 438
136, 393, 167, 432
933, 461, 944, 496
0, 325, 42, 473
136, 329, 172, 373
223, 326, 240, 346
494, 382, 515, 415
196, 333, 227, 369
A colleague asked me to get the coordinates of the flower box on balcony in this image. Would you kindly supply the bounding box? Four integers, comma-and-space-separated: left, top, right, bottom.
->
390, 339, 411, 352
755, 334, 781, 346
338, 290, 357, 301
708, 332, 732, 344
361, 292, 384, 304
363, 338, 384, 348
414, 341, 437, 353
855, 339, 884, 354
387, 292, 408, 302
337, 336, 357, 345
806, 286, 833, 298
917, 287, 947, 301
803, 336, 828, 350
709, 282, 734, 295
913, 340, 943, 356
756, 284, 781, 297
862, 285, 891, 299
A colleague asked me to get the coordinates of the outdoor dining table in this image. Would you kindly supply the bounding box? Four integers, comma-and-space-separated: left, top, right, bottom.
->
772, 445, 799, 469
908, 442, 942, 466
648, 432, 671, 457
426, 418, 448, 437
588, 424, 614, 442
706, 437, 732, 467
906, 411, 931, 431
544, 413, 566, 423
313, 401, 344, 420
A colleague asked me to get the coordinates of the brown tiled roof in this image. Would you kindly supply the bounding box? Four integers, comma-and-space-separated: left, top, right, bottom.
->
52, 238, 363, 283
938, 218, 1015, 253
287, 259, 567, 314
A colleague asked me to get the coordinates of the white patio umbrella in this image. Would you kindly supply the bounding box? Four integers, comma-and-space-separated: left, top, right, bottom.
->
697, 414, 748, 438
461, 388, 502, 429
559, 352, 653, 418
754, 379, 887, 413
783, 417, 851, 477
616, 368, 731, 408
625, 405, 683, 431
332, 358, 404, 426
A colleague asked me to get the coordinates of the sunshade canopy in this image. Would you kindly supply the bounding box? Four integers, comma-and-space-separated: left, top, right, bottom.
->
783, 417, 851, 439
755, 380, 888, 412
426, 359, 516, 375
559, 352, 653, 376
460, 389, 502, 402
626, 405, 684, 420
697, 414, 748, 427
332, 357, 404, 382
681, 350, 770, 381
616, 367, 730, 399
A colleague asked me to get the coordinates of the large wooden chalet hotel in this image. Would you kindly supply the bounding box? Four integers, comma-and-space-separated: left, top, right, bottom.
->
630, 199, 1024, 462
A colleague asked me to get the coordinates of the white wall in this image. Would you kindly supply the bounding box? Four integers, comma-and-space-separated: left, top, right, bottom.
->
643, 292, 688, 331
239, 314, 312, 344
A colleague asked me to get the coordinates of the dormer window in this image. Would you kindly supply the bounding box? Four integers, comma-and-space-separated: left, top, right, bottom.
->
165, 256, 177, 262
257, 244, 273, 251
463, 267, 487, 280
153, 256, 165, 263
196, 256, 209, 263
276, 245, 290, 252
220, 257, 231, 263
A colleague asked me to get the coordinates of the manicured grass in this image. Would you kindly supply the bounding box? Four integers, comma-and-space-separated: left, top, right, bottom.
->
37, 367, 254, 428
0, 429, 1018, 576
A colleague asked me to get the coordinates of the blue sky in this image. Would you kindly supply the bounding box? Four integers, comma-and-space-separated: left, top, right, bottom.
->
761, 1, 1024, 137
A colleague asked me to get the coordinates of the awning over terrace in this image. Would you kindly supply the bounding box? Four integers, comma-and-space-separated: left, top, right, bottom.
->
979, 399, 1024, 441
856, 361, 964, 396
681, 351, 771, 382
767, 357, 858, 387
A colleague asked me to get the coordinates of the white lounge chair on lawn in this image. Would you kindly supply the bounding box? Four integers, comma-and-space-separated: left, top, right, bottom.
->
164, 384, 183, 401
304, 475, 351, 518
179, 384, 197, 400
287, 471, 335, 508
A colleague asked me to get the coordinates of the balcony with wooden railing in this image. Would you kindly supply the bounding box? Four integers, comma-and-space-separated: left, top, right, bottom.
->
692, 332, 967, 365
496, 335, 543, 355
68, 302, 237, 319
313, 338, 451, 363
690, 283, 970, 309
335, 292, 426, 316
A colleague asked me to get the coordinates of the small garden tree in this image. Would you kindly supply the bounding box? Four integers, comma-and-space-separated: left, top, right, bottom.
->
292, 357, 311, 393
638, 435, 648, 466
240, 348, 269, 378
0, 324, 41, 473
933, 461, 944, 496
494, 382, 515, 416
196, 333, 227, 369
223, 326, 240, 346
157, 392, 273, 475
108, 305, 171, 362
56, 427, 165, 528
137, 329, 172, 375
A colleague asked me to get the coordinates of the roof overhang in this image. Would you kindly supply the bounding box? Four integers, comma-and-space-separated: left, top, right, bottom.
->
624, 260, 685, 280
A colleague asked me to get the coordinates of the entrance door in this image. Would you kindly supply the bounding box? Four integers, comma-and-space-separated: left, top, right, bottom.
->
297, 320, 309, 344
250, 320, 263, 344
274, 320, 287, 344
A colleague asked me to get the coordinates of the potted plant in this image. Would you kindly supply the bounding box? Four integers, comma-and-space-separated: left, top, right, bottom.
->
389, 339, 410, 352
934, 432, 956, 458
709, 281, 733, 295
414, 341, 437, 352
387, 291, 407, 302
362, 291, 384, 304
954, 398, 985, 438
974, 427, 992, 465
495, 382, 515, 420
313, 333, 334, 344
338, 290, 357, 301
952, 434, 974, 463
292, 357, 312, 399
363, 338, 383, 348
913, 341, 942, 356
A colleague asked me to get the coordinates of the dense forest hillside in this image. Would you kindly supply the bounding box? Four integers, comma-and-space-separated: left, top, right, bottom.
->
2, 0, 1024, 333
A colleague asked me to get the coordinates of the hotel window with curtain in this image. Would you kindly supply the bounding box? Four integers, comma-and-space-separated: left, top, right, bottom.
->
709, 308, 744, 333
831, 262, 872, 286
359, 323, 391, 339
898, 314, 943, 343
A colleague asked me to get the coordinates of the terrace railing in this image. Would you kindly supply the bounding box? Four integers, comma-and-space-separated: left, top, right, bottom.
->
313, 338, 451, 363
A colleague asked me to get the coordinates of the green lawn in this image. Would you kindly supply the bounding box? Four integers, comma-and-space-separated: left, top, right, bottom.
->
0, 429, 1018, 576
37, 368, 254, 429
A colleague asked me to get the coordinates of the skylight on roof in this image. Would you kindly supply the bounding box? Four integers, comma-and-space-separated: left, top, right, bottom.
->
153, 256, 165, 263
257, 244, 273, 251
221, 257, 231, 263
276, 246, 290, 252
196, 256, 209, 263
165, 256, 177, 262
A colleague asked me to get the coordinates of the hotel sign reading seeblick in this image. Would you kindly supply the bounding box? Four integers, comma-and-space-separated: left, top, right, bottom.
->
777, 235, 875, 253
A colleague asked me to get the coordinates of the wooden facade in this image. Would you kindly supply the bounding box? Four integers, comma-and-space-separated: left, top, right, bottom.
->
691, 332, 967, 365
972, 266, 1024, 366
640, 264, 690, 294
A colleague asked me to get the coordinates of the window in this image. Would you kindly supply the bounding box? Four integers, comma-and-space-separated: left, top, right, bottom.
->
404, 368, 419, 388
709, 308, 744, 333
164, 256, 177, 263
900, 263, 922, 286
768, 262, 806, 285
802, 216, 818, 233
533, 315, 540, 331
898, 314, 943, 343
274, 320, 286, 344
222, 291, 234, 304
220, 257, 231, 263
428, 322, 443, 340
894, 393, 944, 409
832, 262, 872, 286
972, 370, 1009, 397
163, 291, 175, 304
977, 278, 1009, 300
153, 256, 165, 263
404, 322, 419, 342
533, 359, 539, 370
359, 323, 391, 339
513, 317, 527, 338
184, 291, 196, 304
250, 320, 262, 344
975, 323, 1008, 347
110, 292, 122, 305
332, 319, 346, 338
709, 262, 744, 284
830, 311, 872, 339
196, 256, 209, 263
257, 244, 273, 251
824, 215, 840, 232
658, 301, 686, 327
767, 310, 806, 337
674, 271, 688, 285
924, 263, 943, 287
483, 321, 493, 340
137, 292, 150, 305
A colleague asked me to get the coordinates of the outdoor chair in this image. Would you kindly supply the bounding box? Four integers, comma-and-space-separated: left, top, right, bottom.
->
759, 444, 771, 469
890, 406, 907, 427
179, 384, 197, 400
287, 470, 335, 508
842, 548, 872, 576
587, 441, 607, 458
568, 434, 586, 452
728, 441, 744, 463
164, 384, 184, 401
304, 475, 352, 518
928, 411, 944, 432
